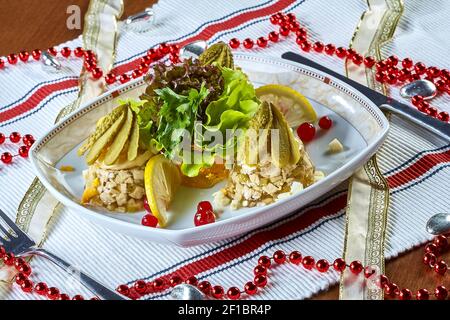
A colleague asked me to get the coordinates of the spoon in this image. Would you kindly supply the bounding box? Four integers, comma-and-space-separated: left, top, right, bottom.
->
179, 40, 208, 60
400, 79, 437, 100
170, 284, 206, 300
426, 213, 450, 235
41, 51, 62, 72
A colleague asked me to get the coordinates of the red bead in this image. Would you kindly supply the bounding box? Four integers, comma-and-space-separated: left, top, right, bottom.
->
29, 49, 41, 61
229, 38, 240, 49
116, 284, 130, 296
73, 47, 84, 57
435, 285, 448, 300
131, 69, 142, 79
399, 288, 412, 300
158, 43, 170, 55
47, 287, 60, 300
438, 111, 449, 122
349, 260, 363, 274
300, 41, 311, 52
346, 48, 357, 58
286, 12, 296, 22
169, 54, 180, 64
244, 282, 257, 295
254, 265, 267, 276
257, 37, 268, 48
333, 258, 346, 272
142, 214, 158, 227
302, 256, 315, 270
19, 51, 29, 62
409, 73, 421, 81
169, 275, 183, 287
297, 122, 315, 142
289, 251, 302, 265
22, 134, 35, 147
147, 48, 159, 59
402, 58, 413, 70
268, 31, 279, 42
414, 62, 427, 75
10, 131, 21, 143
335, 47, 347, 59
296, 27, 308, 37
412, 275, 427, 294
386, 55, 399, 66
21, 279, 33, 293
316, 259, 330, 273
139, 62, 149, 74
7, 53, 18, 65
72, 295, 85, 300
91, 67, 103, 80
1, 152, 13, 164
0, 246, 5, 258
169, 44, 180, 55
258, 256, 271, 268
134, 280, 147, 294
227, 287, 241, 300
423, 252, 437, 266
364, 266, 376, 279
387, 67, 399, 77
83, 50, 95, 60
254, 275, 267, 288
35, 282, 48, 295
185, 276, 198, 286
198, 281, 211, 294
411, 95, 424, 107
47, 47, 58, 56
313, 42, 324, 53
279, 26, 290, 36
0, 58, 4, 69
152, 278, 165, 291
434, 260, 447, 275
296, 35, 307, 45
194, 209, 215, 226
61, 47, 71, 58
288, 21, 300, 32
324, 44, 336, 55
426, 67, 441, 79
18, 263, 31, 276
0, 133, 5, 144
435, 79, 447, 91
425, 243, 439, 254
376, 61, 388, 71
386, 73, 397, 85
105, 73, 116, 85
15, 272, 28, 285
243, 38, 254, 49
273, 250, 286, 264
270, 14, 280, 25
14, 257, 26, 269
427, 107, 438, 118
377, 275, 389, 288
3, 252, 14, 265
363, 56, 376, 68
434, 235, 448, 250
397, 68, 411, 82
84, 60, 96, 72
59, 294, 70, 300
352, 54, 363, 65
119, 74, 130, 84
318, 116, 333, 130
418, 101, 430, 113
211, 285, 224, 299
442, 69, 450, 81
384, 283, 399, 297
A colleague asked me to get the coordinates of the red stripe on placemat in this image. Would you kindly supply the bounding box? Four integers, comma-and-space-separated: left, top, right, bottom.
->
150, 193, 347, 283
387, 149, 450, 189
0, 79, 79, 123
111, 0, 296, 75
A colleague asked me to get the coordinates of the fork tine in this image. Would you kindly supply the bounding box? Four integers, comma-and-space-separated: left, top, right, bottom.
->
0, 209, 23, 236
0, 221, 13, 239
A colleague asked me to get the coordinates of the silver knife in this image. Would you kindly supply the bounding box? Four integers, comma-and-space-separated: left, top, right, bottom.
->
282, 52, 450, 142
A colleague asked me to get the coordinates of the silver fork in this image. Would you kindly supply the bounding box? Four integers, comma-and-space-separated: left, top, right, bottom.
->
0, 209, 126, 300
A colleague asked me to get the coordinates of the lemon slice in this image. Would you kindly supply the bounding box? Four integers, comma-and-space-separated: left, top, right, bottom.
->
255, 84, 317, 127
144, 154, 181, 227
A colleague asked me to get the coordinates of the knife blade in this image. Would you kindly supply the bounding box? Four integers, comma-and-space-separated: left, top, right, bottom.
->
281, 52, 450, 141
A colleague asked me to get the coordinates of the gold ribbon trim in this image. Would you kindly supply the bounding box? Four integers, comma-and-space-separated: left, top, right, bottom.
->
339, 0, 403, 300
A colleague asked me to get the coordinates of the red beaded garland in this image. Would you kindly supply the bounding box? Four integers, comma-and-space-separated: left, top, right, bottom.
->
34, 282, 48, 295
254, 265, 267, 276
0, 133, 5, 144
227, 287, 241, 300
244, 282, 257, 295
313, 41, 324, 53
257, 37, 268, 48
434, 285, 448, 300
19, 51, 29, 62
105, 73, 116, 85
316, 259, 329, 273
243, 38, 254, 49
333, 258, 346, 272
185, 276, 198, 286
91, 67, 103, 79
289, 251, 302, 265
47, 287, 60, 300
268, 31, 279, 42
229, 38, 240, 49
363, 56, 376, 68
7, 53, 18, 65
198, 281, 212, 294
61, 47, 71, 58
302, 256, 315, 270
15, 272, 28, 285
254, 275, 267, 288
434, 260, 447, 275
47, 47, 58, 56
335, 47, 347, 59
1, 152, 13, 164
273, 250, 286, 264
21, 279, 34, 293
279, 25, 290, 36
349, 260, 363, 274
324, 44, 336, 55
434, 235, 448, 250
211, 285, 224, 299
10, 131, 21, 143
116, 284, 130, 296
399, 288, 412, 300
73, 47, 84, 58
423, 252, 437, 266
384, 283, 399, 297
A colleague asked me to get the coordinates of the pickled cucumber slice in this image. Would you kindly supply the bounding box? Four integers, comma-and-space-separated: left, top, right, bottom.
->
104, 107, 134, 165
127, 114, 140, 161
270, 103, 291, 168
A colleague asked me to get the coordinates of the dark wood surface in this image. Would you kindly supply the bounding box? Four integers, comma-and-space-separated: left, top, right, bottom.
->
1, 0, 447, 300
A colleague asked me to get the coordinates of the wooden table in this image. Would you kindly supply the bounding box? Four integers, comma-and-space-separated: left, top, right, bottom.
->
1, 0, 447, 300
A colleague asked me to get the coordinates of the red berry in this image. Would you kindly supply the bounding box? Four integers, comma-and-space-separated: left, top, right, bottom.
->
197, 201, 213, 214
258, 256, 271, 268
141, 214, 158, 227
198, 281, 211, 294
194, 210, 215, 226
316, 259, 330, 273
297, 122, 316, 142
254, 275, 267, 287
229, 38, 240, 49
35, 282, 48, 295
349, 260, 363, 274
1, 152, 13, 164
143, 196, 151, 213
333, 258, 346, 272
227, 287, 241, 300
257, 37, 268, 48
47, 287, 60, 300
10, 131, 21, 143
244, 282, 257, 295
302, 256, 315, 270
268, 31, 279, 42
289, 251, 302, 264
61, 47, 71, 58
211, 285, 224, 299
273, 250, 286, 264
243, 38, 254, 49
318, 116, 333, 130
